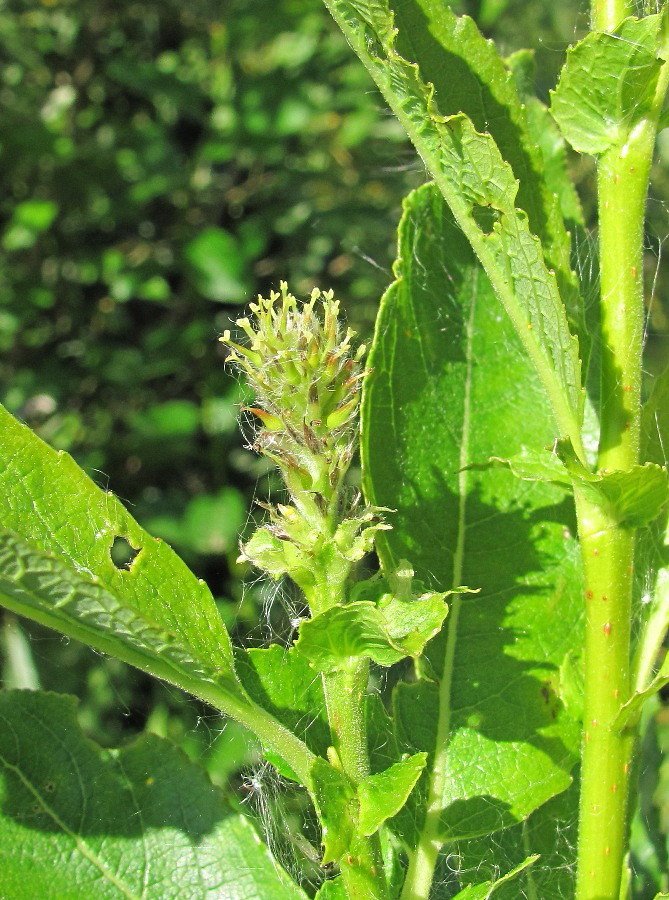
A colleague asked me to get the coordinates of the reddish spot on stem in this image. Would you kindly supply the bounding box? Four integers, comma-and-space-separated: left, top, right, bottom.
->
605, 846, 611, 856
586, 590, 594, 600
603, 622, 612, 636
592, 718, 599, 727
624, 763, 630, 773
613, 688, 619, 699
602, 595, 608, 602
631, 266, 638, 277
593, 548, 599, 556
611, 783, 618, 793
623, 384, 632, 392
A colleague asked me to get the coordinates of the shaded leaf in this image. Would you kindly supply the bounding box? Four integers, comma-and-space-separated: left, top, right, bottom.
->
0, 691, 305, 899
449, 855, 538, 898
642, 361, 669, 467
362, 184, 581, 847
310, 758, 356, 864
235, 644, 330, 761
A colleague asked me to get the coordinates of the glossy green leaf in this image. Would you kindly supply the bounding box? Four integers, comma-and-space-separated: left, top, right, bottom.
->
0, 405, 236, 682
362, 183, 582, 846
0, 529, 242, 700
295, 594, 448, 672
357, 753, 427, 836
615, 654, 669, 731
0, 408, 317, 787
0, 691, 305, 899
322, 0, 584, 450
551, 15, 666, 155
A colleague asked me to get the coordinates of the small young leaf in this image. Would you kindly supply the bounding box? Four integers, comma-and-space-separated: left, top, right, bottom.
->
357, 753, 427, 836
551, 15, 666, 155
310, 758, 356, 864
614, 653, 669, 731
295, 594, 448, 672
558, 441, 669, 526
449, 855, 539, 898
0, 691, 306, 899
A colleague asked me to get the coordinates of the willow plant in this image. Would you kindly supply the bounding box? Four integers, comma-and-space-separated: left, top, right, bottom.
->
1, 1, 669, 899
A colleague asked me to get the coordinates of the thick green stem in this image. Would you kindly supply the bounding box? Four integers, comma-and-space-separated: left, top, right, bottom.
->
576, 7, 669, 895
574, 490, 636, 900
323, 658, 389, 899
591, 0, 630, 31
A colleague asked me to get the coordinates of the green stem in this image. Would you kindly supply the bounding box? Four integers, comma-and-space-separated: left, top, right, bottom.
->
591, 0, 630, 31
576, 8, 669, 896
323, 658, 389, 899
574, 490, 636, 900
0, 593, 317, 788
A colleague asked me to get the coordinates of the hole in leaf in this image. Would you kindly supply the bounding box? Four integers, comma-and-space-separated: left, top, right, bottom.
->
110, 536, 140, 570
471, 203, 499, 235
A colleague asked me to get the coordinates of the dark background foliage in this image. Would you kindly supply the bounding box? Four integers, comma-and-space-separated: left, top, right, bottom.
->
1, 0, 668, 892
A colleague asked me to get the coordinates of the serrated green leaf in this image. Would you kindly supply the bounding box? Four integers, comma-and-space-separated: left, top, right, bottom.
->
0, 407, 316, 787
362, 184, 581, 848
467, 449, 571, 484
323, 0, 584, 451
0, 404, 234, 676
358, 753, 427, 836
0, 529, 240, 698
0, 691, 305, 899
551, 15, 666, 155
295, 594, 448, 672
388, 0, 580, 322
